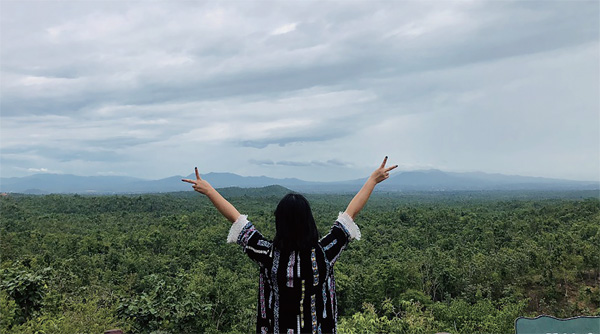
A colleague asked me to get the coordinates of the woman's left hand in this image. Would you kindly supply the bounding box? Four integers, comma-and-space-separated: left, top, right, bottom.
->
369, 156, 398, 184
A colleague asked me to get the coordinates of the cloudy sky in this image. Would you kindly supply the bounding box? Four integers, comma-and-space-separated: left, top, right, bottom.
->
1, 1, 598, 182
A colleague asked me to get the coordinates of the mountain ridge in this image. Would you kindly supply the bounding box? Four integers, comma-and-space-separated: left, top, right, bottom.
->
1, 170, 598, 194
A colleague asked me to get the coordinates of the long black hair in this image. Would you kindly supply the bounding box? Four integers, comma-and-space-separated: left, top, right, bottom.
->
273, 193, 319, 252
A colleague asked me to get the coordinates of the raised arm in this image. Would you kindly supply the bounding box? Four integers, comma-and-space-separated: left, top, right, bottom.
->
182, 167, 240, 223
345, 157, 397, 219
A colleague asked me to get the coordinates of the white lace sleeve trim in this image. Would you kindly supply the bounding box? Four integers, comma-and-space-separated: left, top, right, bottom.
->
337, 212, 361, 241
227, 214, 249, 244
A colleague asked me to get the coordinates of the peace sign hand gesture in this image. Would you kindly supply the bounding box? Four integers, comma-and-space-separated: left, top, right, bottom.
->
369, 156, 398, 184
181, 167, 240, 222
181, 167, 214, 195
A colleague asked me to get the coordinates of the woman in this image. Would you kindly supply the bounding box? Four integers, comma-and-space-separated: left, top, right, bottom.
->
182, 157, 397, 334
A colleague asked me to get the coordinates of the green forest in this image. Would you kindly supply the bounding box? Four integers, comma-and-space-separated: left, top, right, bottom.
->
1, 188, 598, 333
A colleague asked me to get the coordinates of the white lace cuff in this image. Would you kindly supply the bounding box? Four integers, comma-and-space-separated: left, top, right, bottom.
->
338, 212, 361, 241
227, 214, 249, 243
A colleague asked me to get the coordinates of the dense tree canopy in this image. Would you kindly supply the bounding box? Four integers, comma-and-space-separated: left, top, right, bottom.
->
1, 190, 598, 333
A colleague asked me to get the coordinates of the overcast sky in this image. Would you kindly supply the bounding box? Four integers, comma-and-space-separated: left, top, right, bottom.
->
1, 1, 598, 182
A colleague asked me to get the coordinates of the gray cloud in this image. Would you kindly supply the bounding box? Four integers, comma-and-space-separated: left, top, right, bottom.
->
241, 133, 344, 149
277, 161, 312, 167
4, 1, 595, 117
248, 159, 275, 166
1, 1, 598, 181
249, 159, 352, 168
2, 146, 124, 163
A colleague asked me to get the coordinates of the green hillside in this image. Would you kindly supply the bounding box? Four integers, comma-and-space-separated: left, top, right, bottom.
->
1, 190, 598, 333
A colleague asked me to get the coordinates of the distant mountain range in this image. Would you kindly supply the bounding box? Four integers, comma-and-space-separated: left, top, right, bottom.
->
1, 170, 598, 195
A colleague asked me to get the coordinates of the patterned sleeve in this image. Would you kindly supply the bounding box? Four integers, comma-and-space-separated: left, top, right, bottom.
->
227, 215, 273, 266
318, 212, 361, 265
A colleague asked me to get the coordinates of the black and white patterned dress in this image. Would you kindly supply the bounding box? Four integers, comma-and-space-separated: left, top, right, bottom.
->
227, 212, 361, 334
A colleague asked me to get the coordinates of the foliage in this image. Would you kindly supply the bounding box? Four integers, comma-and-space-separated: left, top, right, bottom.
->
0, 289, 18, 331
431, 297, 528, 333
1, 190, 598, 333
9, 294, 131, 334
338, 299, 438, 334
0, 263, 49, 325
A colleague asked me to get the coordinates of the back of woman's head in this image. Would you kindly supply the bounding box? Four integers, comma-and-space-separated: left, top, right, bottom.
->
273, 193, 318, 252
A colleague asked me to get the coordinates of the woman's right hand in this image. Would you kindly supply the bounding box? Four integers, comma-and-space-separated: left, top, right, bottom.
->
369, 156, 398, 184
181, 167, 241, 222
182, 167, 214, 195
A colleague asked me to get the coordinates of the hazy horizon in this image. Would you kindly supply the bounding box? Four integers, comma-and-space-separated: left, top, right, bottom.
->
1, 1, 598, 182
3, 168, 599, 184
